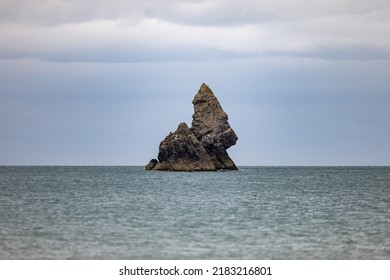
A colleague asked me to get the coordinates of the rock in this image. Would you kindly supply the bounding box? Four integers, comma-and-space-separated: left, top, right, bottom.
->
146, 83, 238, 171
145, 159, 158, 170
152, 122, 216, 171
191, 83, 238, 170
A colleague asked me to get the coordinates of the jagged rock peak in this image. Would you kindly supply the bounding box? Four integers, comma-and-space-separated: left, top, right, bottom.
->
193, 83, 218, 105
146, 83, 238, 171
191, 83, 238, 170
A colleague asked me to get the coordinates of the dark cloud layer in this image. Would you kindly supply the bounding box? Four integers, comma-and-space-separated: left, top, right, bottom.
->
1, 0, 390, 62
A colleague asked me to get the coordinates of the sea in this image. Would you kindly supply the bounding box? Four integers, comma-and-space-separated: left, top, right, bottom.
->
0, 166, 389, 260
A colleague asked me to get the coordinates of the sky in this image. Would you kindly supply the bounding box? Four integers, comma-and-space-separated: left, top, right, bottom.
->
1, 0, 390, 166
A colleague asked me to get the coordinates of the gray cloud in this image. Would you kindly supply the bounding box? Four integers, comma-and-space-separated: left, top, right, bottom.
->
3, 0, 389, 26
1, 0, 390, 62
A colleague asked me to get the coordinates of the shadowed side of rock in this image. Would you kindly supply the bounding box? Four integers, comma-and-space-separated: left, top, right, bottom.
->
146, 122, 216, 171
145, 159, 158, 170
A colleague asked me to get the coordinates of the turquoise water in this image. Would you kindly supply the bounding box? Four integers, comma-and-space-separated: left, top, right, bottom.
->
0, 166, 389, 259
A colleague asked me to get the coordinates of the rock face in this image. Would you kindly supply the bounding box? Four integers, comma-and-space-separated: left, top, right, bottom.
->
148, 122, 216, 171
146, 83, 238, 171
191, 83, 238, 170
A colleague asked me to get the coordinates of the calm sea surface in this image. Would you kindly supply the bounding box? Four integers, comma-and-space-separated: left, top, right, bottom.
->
0, 166, 389, 259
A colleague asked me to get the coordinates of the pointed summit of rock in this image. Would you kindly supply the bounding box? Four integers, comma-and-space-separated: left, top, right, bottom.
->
192, 83, 216, 105
191, 83, 238, 170
146, 83, 238, 171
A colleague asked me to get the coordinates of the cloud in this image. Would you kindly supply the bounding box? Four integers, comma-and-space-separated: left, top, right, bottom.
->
3, 0, 389, 26
1, 0, 390, 62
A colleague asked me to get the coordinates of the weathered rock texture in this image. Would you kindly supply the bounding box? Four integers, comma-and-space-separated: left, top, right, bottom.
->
191, 83, 238, 170
147, 122, 216, 171
146, 83, 238, 171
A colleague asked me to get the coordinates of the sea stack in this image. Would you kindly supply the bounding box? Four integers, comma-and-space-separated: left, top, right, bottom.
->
146, 83, 238, 171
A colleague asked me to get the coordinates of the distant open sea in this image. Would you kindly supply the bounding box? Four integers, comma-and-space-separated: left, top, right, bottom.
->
0, 166, 389, 259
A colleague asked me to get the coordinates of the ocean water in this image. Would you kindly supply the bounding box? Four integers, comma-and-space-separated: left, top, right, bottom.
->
0, 166, 389, 259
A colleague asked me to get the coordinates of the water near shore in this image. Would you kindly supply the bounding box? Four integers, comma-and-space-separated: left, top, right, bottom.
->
0, 166, 389, 259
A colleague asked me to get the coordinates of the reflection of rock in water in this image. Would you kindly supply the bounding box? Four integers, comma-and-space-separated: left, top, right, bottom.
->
146, 83, 238, 171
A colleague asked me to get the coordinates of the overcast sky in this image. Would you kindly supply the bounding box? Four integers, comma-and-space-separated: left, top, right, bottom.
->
1, 0, 390, 165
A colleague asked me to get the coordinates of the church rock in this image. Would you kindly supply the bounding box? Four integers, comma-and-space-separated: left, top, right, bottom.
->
146, 83, 238, 171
